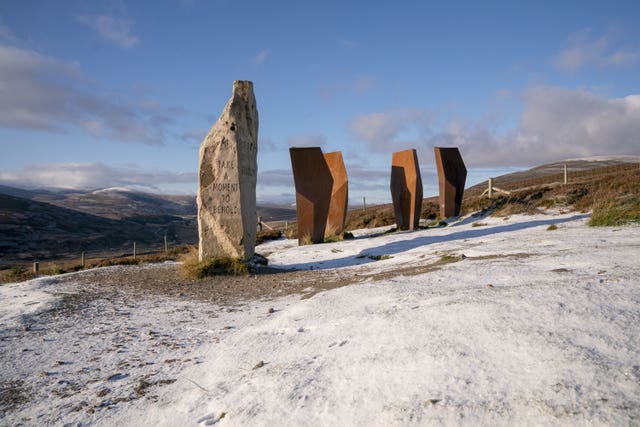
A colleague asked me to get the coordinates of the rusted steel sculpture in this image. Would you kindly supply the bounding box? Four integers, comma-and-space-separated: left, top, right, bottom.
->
390, 149, 423, 230
324, 151, 348, 236
434, 147, 467, 218
289, 147, 333, 244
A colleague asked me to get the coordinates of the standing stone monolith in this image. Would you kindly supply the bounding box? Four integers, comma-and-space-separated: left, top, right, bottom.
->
324, 151, 348, 236
390, 149, 423, 231
197, 81, 258, 261
434, 147, 467, 218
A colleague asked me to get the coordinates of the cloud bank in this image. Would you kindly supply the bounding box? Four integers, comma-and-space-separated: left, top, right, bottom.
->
350, 87, 640, 167
0, 162, 196, 192
554, 29, 640, 72
0, 44, 177, 145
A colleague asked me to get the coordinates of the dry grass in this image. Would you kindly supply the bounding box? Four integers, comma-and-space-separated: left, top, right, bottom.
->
0, 246, 192, 284
299, 233, 313, 246
256, 229, 283, 244
460, 168, 640, 226
179, 247, 248, 279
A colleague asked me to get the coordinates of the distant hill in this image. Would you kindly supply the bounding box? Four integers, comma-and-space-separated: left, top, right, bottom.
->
471, 155, 640, 188
0, 193, 183, 261
0, 186, 297, 262
0, 186, 197, 220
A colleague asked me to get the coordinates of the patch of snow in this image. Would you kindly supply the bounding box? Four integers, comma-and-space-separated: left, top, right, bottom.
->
564, 155, 640, 163
90, 187, 135, 194
0, 277, 60, 328
2, 211, 640, 425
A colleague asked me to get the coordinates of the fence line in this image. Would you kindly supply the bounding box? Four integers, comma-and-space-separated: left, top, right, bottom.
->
474, 162, 640, 198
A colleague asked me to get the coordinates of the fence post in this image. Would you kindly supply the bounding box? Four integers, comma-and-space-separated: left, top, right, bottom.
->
563, 163, 568, 185
81, 251, 85, 268
164, 233, 168, 254
133, 241, 136, 260
488, 178, 493, 198
33, 262, 39, 274
363, 196, 367, 212
285, 220, 288, 231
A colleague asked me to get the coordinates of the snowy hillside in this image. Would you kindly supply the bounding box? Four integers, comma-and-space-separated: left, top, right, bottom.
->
1, 210, 639, 425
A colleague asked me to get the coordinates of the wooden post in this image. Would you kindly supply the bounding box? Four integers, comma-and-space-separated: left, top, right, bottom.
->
81, 252, 85, 268
33, 262, 39, 274
164, 233, 168, 254
133, 241, 136, 260
563, 163, 568, 185
488, 178, 494, 199
285, 220, 288, 231
363, 196, 366, 212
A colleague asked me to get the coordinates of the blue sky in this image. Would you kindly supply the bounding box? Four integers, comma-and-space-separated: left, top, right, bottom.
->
1, 0, 639, 204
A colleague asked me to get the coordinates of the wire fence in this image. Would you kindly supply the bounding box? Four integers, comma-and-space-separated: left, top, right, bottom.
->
466, 162, 640, 198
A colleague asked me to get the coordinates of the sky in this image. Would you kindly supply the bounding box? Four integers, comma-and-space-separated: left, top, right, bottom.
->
1, 0, 639, 204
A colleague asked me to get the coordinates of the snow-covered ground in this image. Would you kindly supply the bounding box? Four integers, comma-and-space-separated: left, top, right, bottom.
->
1, 211, 639, 425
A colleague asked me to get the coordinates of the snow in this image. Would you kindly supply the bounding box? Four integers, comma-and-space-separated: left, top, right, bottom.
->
0, 277, 60, 328
1, 210, 639, 425
564, 155, 640, 163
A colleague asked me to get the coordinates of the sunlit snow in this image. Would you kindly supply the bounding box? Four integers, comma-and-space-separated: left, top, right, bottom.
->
1, 211, 639, 425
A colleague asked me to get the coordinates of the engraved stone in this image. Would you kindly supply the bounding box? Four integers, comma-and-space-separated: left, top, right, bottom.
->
324, 151, 348, 236
197, 81, 258, 260
390, 149, 423, 231
289, 147, 333, 244
434, 147, 467, 218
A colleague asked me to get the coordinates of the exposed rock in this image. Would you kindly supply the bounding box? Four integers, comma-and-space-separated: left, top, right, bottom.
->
197, 81, 258, 260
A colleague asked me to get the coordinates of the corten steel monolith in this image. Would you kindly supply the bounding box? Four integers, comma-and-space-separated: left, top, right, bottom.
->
434, 147, 467, 218
290, 147, 333, 244
390, 149, 423, 230
324, 151, 348, 235
197, 81, 258, 261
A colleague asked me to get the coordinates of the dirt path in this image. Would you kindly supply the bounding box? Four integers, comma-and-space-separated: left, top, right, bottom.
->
53, 262, 365, 305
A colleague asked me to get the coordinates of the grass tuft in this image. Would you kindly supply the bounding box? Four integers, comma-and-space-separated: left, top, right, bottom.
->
0, 267, 35, 284
589, 197, 640, 226
180, 247, 248, 279
299, 233, 313, 246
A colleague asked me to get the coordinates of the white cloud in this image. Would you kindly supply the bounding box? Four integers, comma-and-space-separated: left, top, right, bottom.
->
75, 15, 139, 48
554, 29, 640, 72
0, 44, 178, 144
252, 48, 271, 65
350, 87, 640, 167
349, 109, 436, 152
0, 162, 196, 192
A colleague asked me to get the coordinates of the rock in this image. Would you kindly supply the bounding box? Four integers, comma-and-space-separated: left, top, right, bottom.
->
198, 80, 258, 261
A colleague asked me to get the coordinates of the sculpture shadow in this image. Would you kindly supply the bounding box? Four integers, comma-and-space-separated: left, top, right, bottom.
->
275, 214, 590, 271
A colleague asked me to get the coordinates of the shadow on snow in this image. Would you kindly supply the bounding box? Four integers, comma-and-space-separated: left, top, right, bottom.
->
273, 214, 590, 271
